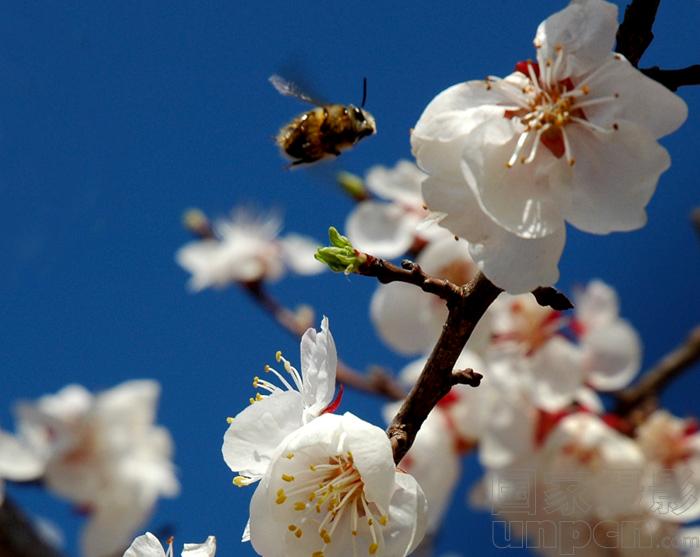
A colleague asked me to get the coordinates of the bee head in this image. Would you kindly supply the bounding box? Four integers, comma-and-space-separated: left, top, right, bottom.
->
349, 105, 377, 138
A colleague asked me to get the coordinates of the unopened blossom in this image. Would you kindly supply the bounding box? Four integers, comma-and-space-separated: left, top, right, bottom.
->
637, 411, 700, 522
0, 428, 44, 504
124, 532, 216, 557
345, 160, 448, 259
15, 381, 180, 557
411, 0, 687, 293
223, 316, 338, 494
248, 412, 428, 557
371, 236, 489, 355
176, 208, 324, 291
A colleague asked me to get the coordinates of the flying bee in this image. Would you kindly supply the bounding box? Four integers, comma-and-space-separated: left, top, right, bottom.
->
270, 74, 376, 166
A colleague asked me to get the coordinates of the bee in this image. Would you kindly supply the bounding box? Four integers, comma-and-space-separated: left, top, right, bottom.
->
270, 74, 376, 166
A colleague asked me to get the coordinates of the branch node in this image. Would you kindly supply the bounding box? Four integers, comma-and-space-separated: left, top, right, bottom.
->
451, 368, 483, 387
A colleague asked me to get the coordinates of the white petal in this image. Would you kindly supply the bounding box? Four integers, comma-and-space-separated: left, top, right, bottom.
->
581, 53, 688, 139
248, 478, 285, 557
462, 118, 565, 239
574, 279, 619, 330
534, 0, 618, 77
575, 386, 604, 413
584, 321, 642, 390
413, 104, 510, 181
529, 337, 585, 412
415, 236, 474, 279
300, 316, 337, 420
83, 498, 155, 557
422, 176, 499, 244
468, 225, 565, 294
181, 536, 217, 557
345, 201, 416, 259
365, 160, 425, 205
370, 283, 444, 355
123, 533, 166, 557
222, 390, 304, 480
241, 520, 250, 543
0, 430, 44, 481
382, 472, 429, 557
563, 120, 671, 234
279, 234, 325, 275
341, 412, 395, 509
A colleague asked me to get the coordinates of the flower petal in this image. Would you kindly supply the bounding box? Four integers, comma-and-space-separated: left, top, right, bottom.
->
279, 234, 325, 275
345, 201, 417, 259
0, 430, 44, 481
382, 472, 429, 557
574, 279, 619, 330
584, 320, 642, 390
370, 283, 444, 355
222, 390, 304, 480
581, 53, 688, 139
468, 225, 565, 294
562, 120, 671, 234
529, 337, 585, 412
182, 536, 217, 557
123, 532, 166, 557
461, 118, 565, 239
341, 412, 395, 509
534, 0, 618, 77
365, 160, 425, 205
300, 316, 337, 420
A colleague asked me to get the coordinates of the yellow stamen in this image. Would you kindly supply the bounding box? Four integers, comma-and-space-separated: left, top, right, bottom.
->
276, 489, 287, 504
282, 474, 295, 482
369, 543, 379, 554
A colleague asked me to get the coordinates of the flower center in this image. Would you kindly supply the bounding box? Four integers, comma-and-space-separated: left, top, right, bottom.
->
277, 452, 389, 556
494, 46, 621, 167
492, 300, 563, 355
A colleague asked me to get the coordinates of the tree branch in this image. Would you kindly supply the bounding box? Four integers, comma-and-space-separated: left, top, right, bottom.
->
386, 272, 503, 463
615, 0, 661, 67
641, 65, 700, 91
241, 281, 406, 401
0, 498, 65, 557
614, 325, 700, 417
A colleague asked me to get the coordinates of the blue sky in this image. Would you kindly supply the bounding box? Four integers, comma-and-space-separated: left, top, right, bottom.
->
1, 1, 699, 555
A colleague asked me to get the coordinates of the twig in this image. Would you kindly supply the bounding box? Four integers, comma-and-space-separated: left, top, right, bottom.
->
692, 207, 700, 238
386, 272, 503, 463
531, 287, 574, 311
359, 257, 462, 302
614, 325, 700, 417
615, 0, 661, 67
241, 282, 405, 400
641, 65, 700, 91
0, 498, 65, 557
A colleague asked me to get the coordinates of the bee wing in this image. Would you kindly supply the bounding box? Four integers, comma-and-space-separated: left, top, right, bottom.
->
269, 74, 321, 105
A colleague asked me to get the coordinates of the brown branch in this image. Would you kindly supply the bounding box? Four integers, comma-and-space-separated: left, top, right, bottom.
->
241, 281, 405, 401
387, 272, 502, 463
641, 65, 700, 91
531, 287, 574, 311
615, 0, 661, 67
359, 257, 462, 302
0, 497, 65, 557
614, 325, 700, 417
692, 207, 700, 238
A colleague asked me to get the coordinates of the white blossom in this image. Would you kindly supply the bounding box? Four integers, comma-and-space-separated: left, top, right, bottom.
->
123, 532, 216, 557
411, 0, 687, 293
346, 160, 448, 259
637, 411, 700, 523
176, 208, 324, 291
248, 412, 428, 557
15, 381, 180, 557
223, 317, 338, 490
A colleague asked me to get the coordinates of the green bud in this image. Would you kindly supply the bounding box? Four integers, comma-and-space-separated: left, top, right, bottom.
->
336, 171, 367, 201
315, 227, 366, 274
